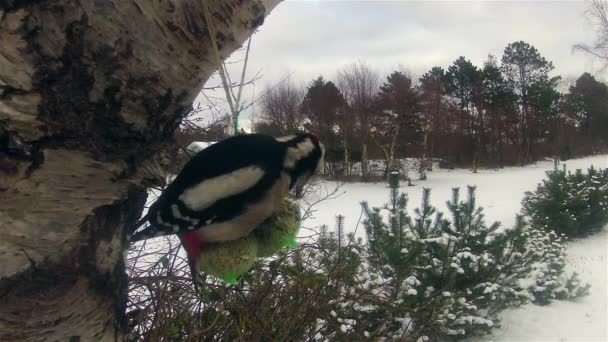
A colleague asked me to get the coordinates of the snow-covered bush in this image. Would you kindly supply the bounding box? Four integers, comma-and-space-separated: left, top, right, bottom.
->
523, 167, 608, 237
360, 185, 589, 340
519, 229, 590, 304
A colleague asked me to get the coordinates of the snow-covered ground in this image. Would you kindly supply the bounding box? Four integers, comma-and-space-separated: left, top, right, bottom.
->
302, 155, 608, 341
473, 228, 608, 342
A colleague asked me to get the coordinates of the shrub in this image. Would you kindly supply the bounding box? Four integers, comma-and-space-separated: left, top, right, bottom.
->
359, 186, 589, 339
523, 167, 608, 237
128, 185, 589, 341
127, 228, 371, 341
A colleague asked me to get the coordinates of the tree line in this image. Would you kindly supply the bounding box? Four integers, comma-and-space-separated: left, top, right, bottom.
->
255, 41, 608, 178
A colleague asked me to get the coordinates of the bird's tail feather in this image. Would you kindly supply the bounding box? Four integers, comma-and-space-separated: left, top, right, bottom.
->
132, 213, 149, 233
130, 228, 157, 242
129, 215, 160, 242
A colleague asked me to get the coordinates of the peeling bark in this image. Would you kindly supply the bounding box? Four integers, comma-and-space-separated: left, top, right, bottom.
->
0, 0, 281, 340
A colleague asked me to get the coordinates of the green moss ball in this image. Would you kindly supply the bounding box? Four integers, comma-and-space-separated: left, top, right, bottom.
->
196, 236, 258, 284
255, 199, 301, 257
194, 199, 301, 283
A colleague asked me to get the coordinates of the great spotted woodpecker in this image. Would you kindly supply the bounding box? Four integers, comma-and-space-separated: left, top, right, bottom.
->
130, 132, 324, 257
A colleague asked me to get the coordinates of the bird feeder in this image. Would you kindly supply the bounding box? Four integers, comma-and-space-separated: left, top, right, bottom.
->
389, 169, 400, 189
196, 199, 301, 283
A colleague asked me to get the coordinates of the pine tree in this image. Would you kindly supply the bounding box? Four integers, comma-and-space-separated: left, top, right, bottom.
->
523, 167, 608, 236
501, 41, 556, 163
301, 76, 347, 174
565, 73, 608, 149
361, 180, 589, 339
481, 55, 518, 167
446, 57, 483, 166
418, 66, 454, 171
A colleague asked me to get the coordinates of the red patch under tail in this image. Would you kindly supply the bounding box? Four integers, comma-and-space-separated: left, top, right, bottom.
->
179, 232, 205, 290
179, 231, 202, 265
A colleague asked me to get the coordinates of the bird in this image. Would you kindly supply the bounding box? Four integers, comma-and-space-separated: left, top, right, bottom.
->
129, 132, 324, 262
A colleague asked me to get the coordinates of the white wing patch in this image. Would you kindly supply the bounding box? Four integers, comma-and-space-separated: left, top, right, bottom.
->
195, 172, 291, 242
179, 166, 265, 211
284, 139, 316, 168
275, 135, 296, 142
171, 204, 199, 225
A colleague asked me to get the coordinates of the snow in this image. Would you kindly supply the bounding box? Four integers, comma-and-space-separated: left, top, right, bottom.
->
303, 156, 607, 237
187, 141, 215, 153
301, 155, 608, 341
469, 227, 608, 342
404, 275, 421, 286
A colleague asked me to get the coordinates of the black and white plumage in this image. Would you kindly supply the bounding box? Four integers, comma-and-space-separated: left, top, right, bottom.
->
130, 133, 324, 244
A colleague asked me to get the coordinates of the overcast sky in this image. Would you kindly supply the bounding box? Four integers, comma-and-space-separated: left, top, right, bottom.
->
199, 0, 604, 128
243, 0, 602, 82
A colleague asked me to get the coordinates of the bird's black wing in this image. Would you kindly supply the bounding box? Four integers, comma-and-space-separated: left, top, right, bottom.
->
131, 134, 286, 241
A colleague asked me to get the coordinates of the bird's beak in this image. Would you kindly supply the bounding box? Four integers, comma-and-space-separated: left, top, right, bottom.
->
295, 183, 305, 199
293, 174, 312, 199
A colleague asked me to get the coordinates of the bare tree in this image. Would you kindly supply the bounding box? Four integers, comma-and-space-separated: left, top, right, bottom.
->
370, 124, 400, 178
575, 0, 608, 70
0, 1, 281, 340
337, 61, 380, 178
259, 79, 305, 134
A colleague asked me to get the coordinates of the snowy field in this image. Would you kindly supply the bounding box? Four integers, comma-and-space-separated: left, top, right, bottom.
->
302, 155, 608, 341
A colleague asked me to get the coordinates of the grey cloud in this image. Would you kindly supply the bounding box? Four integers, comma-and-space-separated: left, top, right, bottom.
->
244, 0, 596, 84
196, 1, 603, 130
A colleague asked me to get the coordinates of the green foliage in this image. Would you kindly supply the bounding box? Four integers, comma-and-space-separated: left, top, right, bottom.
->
360, 184, 589, 339
301, 76, 347, 163
564, 72, 608, 146
523, 167, 608, 237
446, 56, 481, 113
376, 71, 421, 142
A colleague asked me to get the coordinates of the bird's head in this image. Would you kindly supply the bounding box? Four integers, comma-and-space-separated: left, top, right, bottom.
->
278, 132, 325, 196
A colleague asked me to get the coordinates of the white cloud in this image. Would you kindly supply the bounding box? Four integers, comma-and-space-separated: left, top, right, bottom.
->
243, 0, 598, 84
197, 0, 604, 131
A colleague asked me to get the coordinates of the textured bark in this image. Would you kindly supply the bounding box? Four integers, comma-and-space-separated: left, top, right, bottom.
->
342, 132, 349, 176
361, 142, 368, 178
0, 0, 281, 340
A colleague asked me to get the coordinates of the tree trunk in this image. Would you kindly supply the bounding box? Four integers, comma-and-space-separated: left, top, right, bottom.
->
361, 142, 368, 179
419, 130, 429, 180
371, 129, 398, 180
343, 131, 350, 176
0, 0, 280, 340
428, 138, 434, 171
